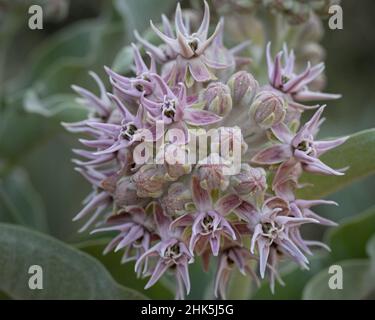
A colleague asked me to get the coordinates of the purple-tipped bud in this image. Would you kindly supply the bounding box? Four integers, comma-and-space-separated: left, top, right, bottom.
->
250, 90, 286, 129
200, 82, 232, 117
227, 71, 259, 107
132, 164, 167, 198
230, 164, 267, 197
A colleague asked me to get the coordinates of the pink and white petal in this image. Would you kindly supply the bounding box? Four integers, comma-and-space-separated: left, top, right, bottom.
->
184, 109, 222, 126
294, 150, 345, 176
258, 239, 270, 278
177, 263, 191, 294
210, 235, 220, 256
170, 214, 194, 229
150, 20, 179, 52
188, 58, 211, 82
191, 175, 212, 211
271, 123, 293, 143
251, 144, 292, 165
150, 201, 171, 239
314, 136, 349, 156
196, 0, 210, 40
294, 90, 342, 102
233, 201, 256, 222
266, 42, 274, 81
144, 259, 171, 289
175, 3, 188, 36
271, 52, 283, 88
215, 194, 242, 216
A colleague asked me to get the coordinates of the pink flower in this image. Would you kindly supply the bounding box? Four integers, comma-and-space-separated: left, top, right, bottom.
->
92, 205, 155, 276
105, 44, 157, 102
214, 245, 260, 299
171, 176, 242, 256
234, 196, 318, 278
134, 202, 193, 299
135, 1, 228, 84
141, 74, 222, 141
266, 43, 341, 109
252, 106, 349, 177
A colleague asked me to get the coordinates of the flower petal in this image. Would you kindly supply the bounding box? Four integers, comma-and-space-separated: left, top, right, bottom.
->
184, 108, 222, 126
252, 144, 292, 165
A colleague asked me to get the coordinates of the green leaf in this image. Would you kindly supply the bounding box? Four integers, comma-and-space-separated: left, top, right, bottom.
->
298, 129, 375, 199
302, 259, 375, 300
366, 234, 375, 261
77, 238, 174, 299
23, 91, 86, 118
111, 45, 134, 73
0, 223, 146, 299
328, 206, 375, 261
0, 168, 48, 232
114, 0, 175, 36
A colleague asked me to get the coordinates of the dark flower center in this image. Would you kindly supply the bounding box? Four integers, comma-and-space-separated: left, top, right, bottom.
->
121, 123, 137, 140
161, 97, 177, 119
165, 243, 182, 261
296, 140, 313, 155
281, 75, 289, 85
262, 221, 283, 240
188, 39, 199, 52
135, 83, 144, 92
201, 215, 215, 232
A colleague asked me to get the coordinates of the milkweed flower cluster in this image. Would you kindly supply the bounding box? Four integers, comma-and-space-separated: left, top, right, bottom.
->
64, 1, 348, 299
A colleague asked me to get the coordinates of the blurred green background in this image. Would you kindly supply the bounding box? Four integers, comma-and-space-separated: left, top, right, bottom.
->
0, 0, 374, 299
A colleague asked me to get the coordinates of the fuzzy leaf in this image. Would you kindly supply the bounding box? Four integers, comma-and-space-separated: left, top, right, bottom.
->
0, 224, 146, 299
302, 260, 375, 300
328, 206, 375, 261
0, 168, 48, 232
297, 129, 375, 199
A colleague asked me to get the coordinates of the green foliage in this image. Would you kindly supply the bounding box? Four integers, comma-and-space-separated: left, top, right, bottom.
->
328, 206, 375, 261
298, 129, 375, 199
0, 168, 48, 232
303, 260, 375, 300
0, 0, 374, 300
0, 223, 145, 299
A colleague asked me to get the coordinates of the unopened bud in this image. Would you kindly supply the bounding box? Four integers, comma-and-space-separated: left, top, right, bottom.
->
114, 176, 145, 208
227, 71, 259, 107
132, 164, 167, 198
196, 154, 230, 191
230, 164, 267, 196
200, 82, 232, 117
250, 90, 286, 129
299, 42, 325, 65
161, 183, 192, 216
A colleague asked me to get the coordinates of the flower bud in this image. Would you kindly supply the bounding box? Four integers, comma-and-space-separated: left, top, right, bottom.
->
250, 90, 286, 129
114, 176, 145, 208
200, 82, 232, 117
161, 183, 192, 216
227, 71, 258, 107
132, 164, 167, 198
196, 154, 230, 191
230, 164, 267, 196
299, 42, 325, 65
